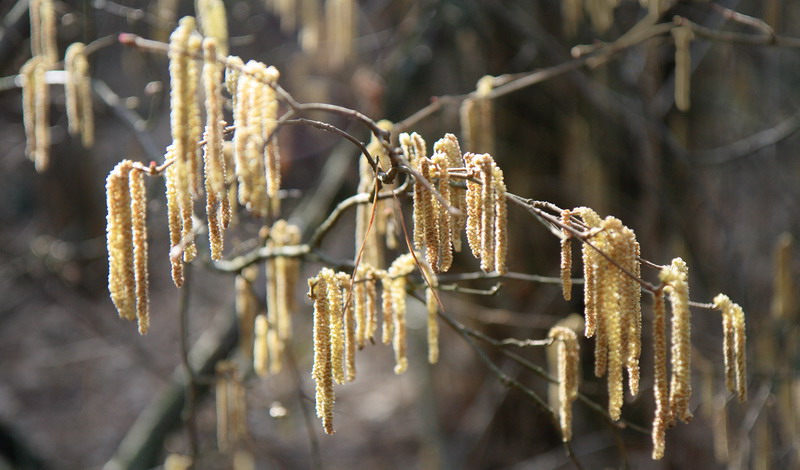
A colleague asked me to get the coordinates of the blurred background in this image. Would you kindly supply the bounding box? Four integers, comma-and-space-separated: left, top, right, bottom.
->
0, 0, 798, 468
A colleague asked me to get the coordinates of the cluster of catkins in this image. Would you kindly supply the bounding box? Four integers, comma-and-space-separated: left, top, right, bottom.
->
308, 253, 439, 434
557, 208, 748, 459
21, 0, 94, 172
403, 132, 508, 275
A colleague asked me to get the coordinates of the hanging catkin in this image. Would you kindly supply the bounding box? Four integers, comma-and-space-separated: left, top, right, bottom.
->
651, 289, 668, 460
106, 160, 136, 322
460, 76, 495, 154
548, 326, 580, 442
310, 269, 335, 434
560, 210, 573, 301
129, 169, 150, 335
202, 37, 227, 260
672, 26, 693, 112
433, 134, 467, 252
20, 56, 50, 172
196, 0, 229, 56
660, 258, 692, 425
64, 42, 94, 148
713, 294, 748, 402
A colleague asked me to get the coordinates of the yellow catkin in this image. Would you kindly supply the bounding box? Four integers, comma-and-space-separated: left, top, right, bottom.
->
202, 38, 226, 260
20, 57, 41, 166
365, 269, 379, 340
310, 270, 335, 434
236, 265, 258, 360
65, 42, 94, 148
329, 273, 345, 385
431, 153, 452, 272
164, 151, 184, 287
652, 289, 668, 460
168, 18, 196, 266
325, 0, 355, 70
264, 69, 281, 217
493, 166, 507, 275
460, 76, 495, 154
380, 270, 394, 345
420, 159, 440, 270
434, 134, 466, 252
196, 0, 229, 56
33, 53, 49, 172
627, 239, 642, 396
592, 231, 610, 378
183, 33, 203, 263
30, 0, 57, 65
714, 294, 748, 402
464, 153, 482, 258
575, 207, 603, 337
343, 279, 357, 382
601, 245, 623, 420
354, 264, 368, 348
273, 221, 294, 341
129, 169, 150, 335
660, 258, 692, 425
548, 326, 580, 442
222, 141, 236, 228
253, 314, 269, 377
29, 0, 42, 58
388, 254, 416, 374
106, 160, 136, 321
479, 156, 495, 272
426, 287, 439, 364
672, 26, 693, 112
560, 210, 573, 301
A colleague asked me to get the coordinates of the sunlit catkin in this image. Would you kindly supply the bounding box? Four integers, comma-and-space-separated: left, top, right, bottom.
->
30, 0, 57, 65
479, 156, 495, 272
202, 38, 226, 260
575, 206, 602, 338
354, 264, 368, 348
419, 158, 440, 270
460, 76, 495, 154
434, 134, 466, 252
388, 254, 416, 374
64, 42, 94, 148
20, 56, 49, 172
129, 169, 150, 335
254, 314, 269, 377
713, 294, 747, 402
106, 160, 136, 322
672, 26, 693, 112
431, 153, 452, 272
560, 210, 573, 301
343, 279, 357, 382
380, 270, 394, 345
493, 166, 508, 275
196, 0, 229, 56
549, 326, 579, 442
660, 258, 692, 424
652, 289, 668, 460
310, 270, 335, 434
329, 273, 345, 384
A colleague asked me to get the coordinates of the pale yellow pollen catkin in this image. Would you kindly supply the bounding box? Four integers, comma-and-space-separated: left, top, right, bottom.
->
196, 0, 229, 56
237, 265, 258, 360
493, 166, 507, 275
20, 57, 41, 166
106, 160, 136, 322
254, 314, 269, 376
387, 254, 416, 374
460, 76, 495, 154
627, 239, 642, 396
672, 26, 694, 112
431, 153, 452, 272
263, 68, 281, 217
434, 133, 466, 252
129, 169, 150, 335
354, 264, 368, 348
420, 159, 440, 271
31, 0, 57, 65
464, 153, 483, 259
202, 38, 227, 260
33, 54, 49, 172
713, 294, 748, 402
343, 279, 357, 382
164, 152, 184, 287
548, 326, 580, 442
399, 132, 427, 168
412, 156, 431, 252
479, 156, 495, 272
329, 272, 346, 385
365, 268, 379, 340
660, 258, 692, 425
65, 42, 94, 148
380, 270, 394, 345
310, 270, 335, 434
560, 210, 573, 301
652, 289, 669, 460
575, 207, 602, 338
426, 287, 439, 365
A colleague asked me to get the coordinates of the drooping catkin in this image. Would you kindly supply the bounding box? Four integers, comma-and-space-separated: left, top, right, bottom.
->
548, 326, 580, 442
713, 294, 748, 402
354, 264, 368, 348
129, 169, 150, 335
460, 76, 495, 154
202, 38, 227, 260
431, 153, 452, 272
380, 270, 394, 345
310, 269, 335, 434
64, 42, 94, 148
434, 134, 466, 252
30, 0, 57, 65
399, 132, 427, 168
417, 257, 440, 365
106, 160, 136, 322
325, 0, 355, 70
660, 258, 692, 425
237, 265, 258, 360
652, 289, 668, 460
560, 210, 573, 301
329, 273, 345, 385
365, 269, 379, 340
493, 166, 508, 275
387, 254, 416, 374
479, 156, 495, 272
575, 206, 602, 338
168, 18, 197, 265
627, 240, 642, 396
419, 158, 440, 270
196, 0, 229, 56
20, 56, 50, 172
672, 26, 694, 112
464, 154, 482, 258
343, 278, 357, 382
164, 150, 184, 287
254, 314, 269, 377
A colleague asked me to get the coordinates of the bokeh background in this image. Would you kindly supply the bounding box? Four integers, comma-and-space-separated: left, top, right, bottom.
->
0, 0, 798, 469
